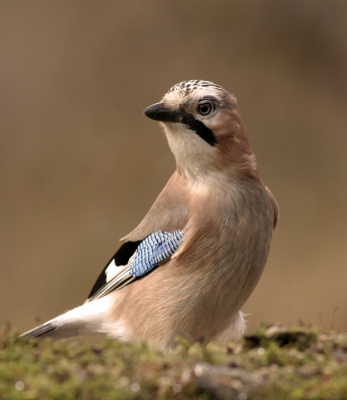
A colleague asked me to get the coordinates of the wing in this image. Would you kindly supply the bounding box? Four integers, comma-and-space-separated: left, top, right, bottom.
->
130, 230, 184, 277
122, 170, 189, 241
87, 170, 189, 300
87, 241, 141, 299
87, 262, 135, 302
86, 231, 184, 302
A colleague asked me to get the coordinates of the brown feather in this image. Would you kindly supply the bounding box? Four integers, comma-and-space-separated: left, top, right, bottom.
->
103, 82, 279, 349
20, 81, 278, 349
106, 174, 275, 349
121, 170, 189, 241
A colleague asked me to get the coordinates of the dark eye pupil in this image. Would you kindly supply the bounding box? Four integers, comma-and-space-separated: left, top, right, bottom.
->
198, 103, 212, 115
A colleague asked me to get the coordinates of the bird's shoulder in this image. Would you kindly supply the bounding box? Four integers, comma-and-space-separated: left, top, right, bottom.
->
87, 170, 189, 302
122, 170, 189, 242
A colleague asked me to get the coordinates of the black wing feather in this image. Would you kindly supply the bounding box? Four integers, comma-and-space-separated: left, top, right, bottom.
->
87, 240, 141, 299
19, 323, 57, 338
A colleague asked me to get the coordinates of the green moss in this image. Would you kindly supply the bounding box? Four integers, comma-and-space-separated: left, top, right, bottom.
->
1, 325, 347, 399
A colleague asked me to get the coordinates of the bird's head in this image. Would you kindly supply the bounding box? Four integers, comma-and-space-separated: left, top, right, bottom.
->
144, 80, 257, 182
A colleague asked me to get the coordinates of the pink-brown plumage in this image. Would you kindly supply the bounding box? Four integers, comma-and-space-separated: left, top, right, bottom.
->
20, 80, 278, 349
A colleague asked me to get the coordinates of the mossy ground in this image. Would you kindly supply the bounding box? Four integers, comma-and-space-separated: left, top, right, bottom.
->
1, 324, 347, 399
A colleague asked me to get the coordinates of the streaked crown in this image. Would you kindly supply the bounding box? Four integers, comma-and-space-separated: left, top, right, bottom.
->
166, 80, 224, 96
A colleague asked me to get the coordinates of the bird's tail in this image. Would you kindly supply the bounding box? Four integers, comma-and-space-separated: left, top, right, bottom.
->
19, 296, 111, 340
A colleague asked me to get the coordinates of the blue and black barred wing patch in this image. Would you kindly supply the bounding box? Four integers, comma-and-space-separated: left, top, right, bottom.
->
86, 230, 184, 303
130, 230, 184, 278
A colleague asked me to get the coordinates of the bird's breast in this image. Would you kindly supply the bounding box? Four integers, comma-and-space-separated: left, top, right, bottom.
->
175, 179, 274, 312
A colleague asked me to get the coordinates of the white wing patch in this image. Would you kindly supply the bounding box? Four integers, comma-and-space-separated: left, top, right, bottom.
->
105, 260, 119, 283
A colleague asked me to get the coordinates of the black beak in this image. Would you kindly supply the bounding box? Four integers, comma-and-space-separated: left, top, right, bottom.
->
144, 102, 184, 123
144, 102, 217, 146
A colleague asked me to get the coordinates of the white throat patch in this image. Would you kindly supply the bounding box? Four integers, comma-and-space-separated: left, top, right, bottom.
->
163, 122, 217, 181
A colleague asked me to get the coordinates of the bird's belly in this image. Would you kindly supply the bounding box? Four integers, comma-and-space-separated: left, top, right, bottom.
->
107, 237, 270, 349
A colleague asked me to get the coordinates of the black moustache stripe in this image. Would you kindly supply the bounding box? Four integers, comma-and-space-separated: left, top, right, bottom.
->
143, 103, 217, 147
181, 114, 217, 147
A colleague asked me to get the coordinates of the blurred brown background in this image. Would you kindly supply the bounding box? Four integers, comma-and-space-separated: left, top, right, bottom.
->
1, 1, 347, 334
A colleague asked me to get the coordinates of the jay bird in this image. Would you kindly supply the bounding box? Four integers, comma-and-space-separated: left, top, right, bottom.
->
20, 80, 278, 349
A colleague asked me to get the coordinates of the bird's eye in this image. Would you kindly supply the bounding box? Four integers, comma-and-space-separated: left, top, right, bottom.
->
197, 102, 213, 116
